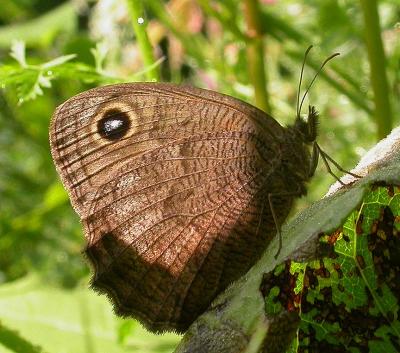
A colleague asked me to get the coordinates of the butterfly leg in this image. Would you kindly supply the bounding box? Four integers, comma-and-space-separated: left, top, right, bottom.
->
268, 190, 303, 260
315, 143, 361, 185
308, 142, 319, 178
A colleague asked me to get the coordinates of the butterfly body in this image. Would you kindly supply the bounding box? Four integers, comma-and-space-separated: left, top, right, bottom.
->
50, 83, 315, 332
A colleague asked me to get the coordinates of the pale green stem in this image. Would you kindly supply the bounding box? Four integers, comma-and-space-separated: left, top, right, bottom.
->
126, 0, 159, 81
360, 0, 392, 139
244, 0, 271, 113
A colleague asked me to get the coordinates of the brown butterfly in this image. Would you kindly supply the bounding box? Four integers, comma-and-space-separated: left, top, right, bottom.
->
50, 47, 347, 333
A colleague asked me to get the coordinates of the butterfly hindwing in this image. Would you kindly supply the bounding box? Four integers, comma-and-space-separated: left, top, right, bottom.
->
50, 83, 291, 332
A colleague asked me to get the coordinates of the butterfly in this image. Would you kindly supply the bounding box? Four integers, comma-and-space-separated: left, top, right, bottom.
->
50, 46, 349, 332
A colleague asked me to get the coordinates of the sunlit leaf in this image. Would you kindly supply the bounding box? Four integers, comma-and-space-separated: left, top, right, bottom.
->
0, 275, 180, 353
9, 40, 26, 67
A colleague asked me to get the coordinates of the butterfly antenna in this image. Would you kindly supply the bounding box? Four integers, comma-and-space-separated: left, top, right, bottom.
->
298, 51, 340, 116
296, 45, 313, 118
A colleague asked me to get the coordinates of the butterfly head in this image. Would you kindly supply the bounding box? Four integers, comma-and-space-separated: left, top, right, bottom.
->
288, 46, 339, 180
294, 105, 319, 145
282, 106, 319, 189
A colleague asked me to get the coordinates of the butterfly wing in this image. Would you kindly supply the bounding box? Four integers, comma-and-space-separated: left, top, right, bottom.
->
50, 83, 287, 332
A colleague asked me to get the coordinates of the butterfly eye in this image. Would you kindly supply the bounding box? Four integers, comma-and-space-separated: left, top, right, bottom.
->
97, 109, 131, 141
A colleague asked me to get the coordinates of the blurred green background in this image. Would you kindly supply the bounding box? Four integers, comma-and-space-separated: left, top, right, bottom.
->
0, 0, 398, 352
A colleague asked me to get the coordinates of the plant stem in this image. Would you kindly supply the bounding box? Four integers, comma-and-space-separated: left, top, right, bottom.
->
126, 0, 159, 81
244, 0, 270, 113
359, 0, 392, 139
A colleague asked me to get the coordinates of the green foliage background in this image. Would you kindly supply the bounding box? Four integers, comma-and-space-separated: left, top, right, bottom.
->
0, 0, 399, 352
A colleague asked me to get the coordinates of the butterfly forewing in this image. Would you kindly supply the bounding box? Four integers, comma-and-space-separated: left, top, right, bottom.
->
50, 83, 294, 332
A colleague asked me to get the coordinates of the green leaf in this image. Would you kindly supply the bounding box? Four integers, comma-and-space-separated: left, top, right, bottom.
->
41, 54, 77, 69
9, 40, 27, 68
0, 45, 126, 102
289, 186, 400, 351
0, 320, 44, 353
90, 42, 109, 73
0, 3, 76, 48
0, 275, 180, 353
